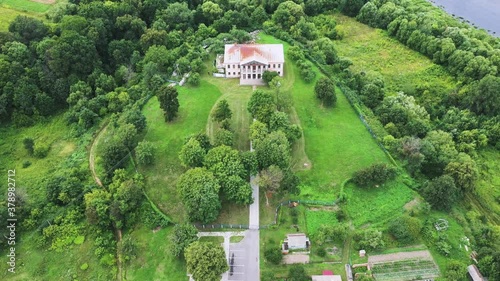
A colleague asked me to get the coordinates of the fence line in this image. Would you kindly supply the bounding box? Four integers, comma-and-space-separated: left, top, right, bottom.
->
193, 224, 250, 230
260, 199, 338, 229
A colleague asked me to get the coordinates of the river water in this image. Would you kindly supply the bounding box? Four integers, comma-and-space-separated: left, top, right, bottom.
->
428, 0, 500, 36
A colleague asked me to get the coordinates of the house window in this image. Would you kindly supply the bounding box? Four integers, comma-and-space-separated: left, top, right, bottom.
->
278, 71, 281, 75
258, 74, 261, 79
253, 74, 256, 79
233, 72, 236, 75
243, 74, 246, 79
273, 64, 275, 68
278, 64, 281, 68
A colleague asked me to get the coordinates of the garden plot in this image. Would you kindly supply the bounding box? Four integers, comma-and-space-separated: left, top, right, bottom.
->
369, 250, 440, 281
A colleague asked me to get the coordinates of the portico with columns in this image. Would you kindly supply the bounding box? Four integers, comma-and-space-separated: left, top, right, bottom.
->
223, 44, 284, 85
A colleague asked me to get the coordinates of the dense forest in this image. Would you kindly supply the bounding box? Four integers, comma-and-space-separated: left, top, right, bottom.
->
0, 0, 499, 280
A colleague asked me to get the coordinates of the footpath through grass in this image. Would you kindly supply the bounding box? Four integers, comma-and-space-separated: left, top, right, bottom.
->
140, 81, 222, 222
258, 33, 390, 201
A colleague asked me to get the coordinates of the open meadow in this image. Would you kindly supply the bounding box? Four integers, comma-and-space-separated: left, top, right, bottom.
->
333, 14, 457, 96
0, 0, 55, 31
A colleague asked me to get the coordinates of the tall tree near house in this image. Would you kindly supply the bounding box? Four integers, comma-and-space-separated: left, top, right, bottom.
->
211, 99, 232, 123
156, 85, 179, 122
314, 76, 337, 107
256, 165, 283, 206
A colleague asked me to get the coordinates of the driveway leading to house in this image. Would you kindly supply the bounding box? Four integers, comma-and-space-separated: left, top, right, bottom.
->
244, 175, 260, 281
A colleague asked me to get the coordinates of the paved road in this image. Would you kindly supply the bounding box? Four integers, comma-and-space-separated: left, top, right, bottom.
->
245, 175, 260, 281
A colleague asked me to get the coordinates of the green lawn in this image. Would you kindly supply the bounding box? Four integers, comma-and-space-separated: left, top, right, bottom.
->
258, 33, 391, 200
305, 209, 338, 237
475, 148, 500, 223
0, 0, 53, 13
333, 13, 457, 95
0, 114, 89, 204
126, 225, 187, 281
204, 71, 254, 151
345, 178, 415, 227
140, 81, 222, 223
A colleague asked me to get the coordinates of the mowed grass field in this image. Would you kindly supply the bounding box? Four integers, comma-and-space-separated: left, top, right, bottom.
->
204, 72, 254, 151
333, 14, 456, 95
258, 33, 390, 200
140, 81, 222, 223
475, 148, 500, 223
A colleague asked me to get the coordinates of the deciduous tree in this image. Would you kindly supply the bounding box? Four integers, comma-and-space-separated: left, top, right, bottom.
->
157, 85, 179, 122
212, 99, 232, 123
179, 138, 206, 168
314, 77, 337, 107
169, 223, 198, 258
177, 168, 221, 223
422, 175, 459, 210
185, 241, 228, 281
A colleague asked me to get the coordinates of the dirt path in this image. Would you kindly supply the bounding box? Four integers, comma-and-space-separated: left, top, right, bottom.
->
89, 124, 108, 187
88, 123, 123, 280
30, 0, 55, 4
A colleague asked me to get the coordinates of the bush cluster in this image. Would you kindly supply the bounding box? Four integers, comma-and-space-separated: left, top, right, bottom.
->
352, 163, 397, 187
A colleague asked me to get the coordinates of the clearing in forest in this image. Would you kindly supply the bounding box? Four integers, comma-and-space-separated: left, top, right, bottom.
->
333, 14, 456, 95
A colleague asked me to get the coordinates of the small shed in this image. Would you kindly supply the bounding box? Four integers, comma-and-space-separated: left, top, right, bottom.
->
282, 233, 310, 253
467, 264, 485, 281
359, 250, 366, 257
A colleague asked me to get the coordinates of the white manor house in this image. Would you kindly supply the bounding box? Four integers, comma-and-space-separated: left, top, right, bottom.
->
221, 44, 284, 85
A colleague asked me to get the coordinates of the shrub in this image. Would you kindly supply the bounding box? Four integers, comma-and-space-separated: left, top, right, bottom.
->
317, 247, 326, 257
80, 263, 89, 270
352, 163, 397, 187
188, 72, 200, 86
388, 215, 422, 244
22, 161, 31, 168
214, 129, 234, 147
263, 70, 279, 85
33, 142, 50, 158
73, 236, 85, 245
355, 229, 385, 251
23, 137, 34, 155
264, 247, 282, 265
136, 141, 155, 165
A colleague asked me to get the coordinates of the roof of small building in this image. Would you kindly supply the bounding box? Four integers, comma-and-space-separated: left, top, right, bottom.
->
286, 233, 309, 248
224, 44, 284, 65
323, 270, 334, 275
467, 265, 484, 281
311, 275, 342, 281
